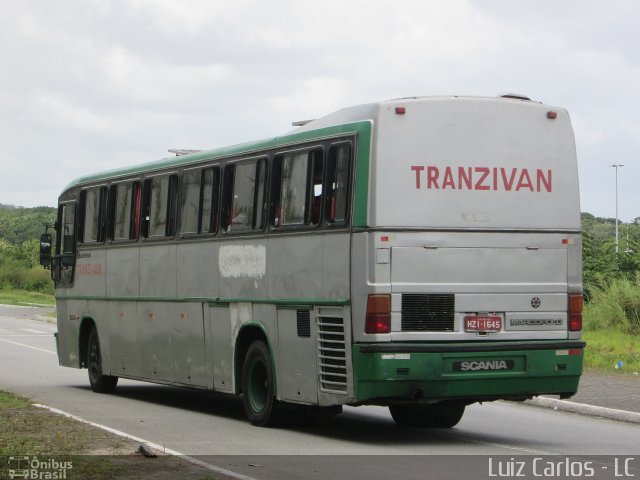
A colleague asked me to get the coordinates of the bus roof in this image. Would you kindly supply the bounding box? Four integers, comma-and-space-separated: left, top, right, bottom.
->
61, 119, 371, 193
61, 95, 556, 194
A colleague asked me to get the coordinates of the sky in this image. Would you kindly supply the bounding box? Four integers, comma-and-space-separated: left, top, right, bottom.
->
1, 0, 638, 221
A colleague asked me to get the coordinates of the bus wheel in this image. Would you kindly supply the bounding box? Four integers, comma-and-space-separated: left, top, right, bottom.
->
87, 327, 118, 393
241, 340, 280, 427
389, 401, 465, 428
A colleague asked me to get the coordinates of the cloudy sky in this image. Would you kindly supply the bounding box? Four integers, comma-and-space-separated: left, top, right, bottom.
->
2, 0, 638, 221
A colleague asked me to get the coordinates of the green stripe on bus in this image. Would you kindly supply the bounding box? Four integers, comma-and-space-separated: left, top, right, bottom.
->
352, 122, 372, 227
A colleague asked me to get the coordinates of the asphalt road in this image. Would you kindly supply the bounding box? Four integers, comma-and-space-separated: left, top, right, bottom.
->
1, 306, 639, 480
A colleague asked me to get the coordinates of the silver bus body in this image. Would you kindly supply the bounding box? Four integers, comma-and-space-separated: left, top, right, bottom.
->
48, 96, 584, 427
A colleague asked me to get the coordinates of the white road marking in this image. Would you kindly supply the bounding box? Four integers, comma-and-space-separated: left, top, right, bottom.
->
33, 403, 258, 480
0, 338, 56, 355
20, 328, 46, 334
467, 438, 557, 455
0, 334, 50, 337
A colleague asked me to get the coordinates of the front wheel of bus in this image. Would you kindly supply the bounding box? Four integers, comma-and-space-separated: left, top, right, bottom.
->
389, 401, 465, 428
87, 327, 118, 394
242, 341, 280, 427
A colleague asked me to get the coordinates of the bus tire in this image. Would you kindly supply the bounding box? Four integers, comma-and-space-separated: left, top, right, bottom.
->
87, 327, 118, 394
241, 340, 280, 427
389, 401, 465, 428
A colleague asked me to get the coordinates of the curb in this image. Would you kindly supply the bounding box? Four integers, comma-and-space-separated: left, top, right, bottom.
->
526, 396, 640, 424
33, 403, 257, 480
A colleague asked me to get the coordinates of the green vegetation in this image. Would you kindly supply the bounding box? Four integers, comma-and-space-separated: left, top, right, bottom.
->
0, 390, 220, 479
581, 213, 640, 374
0, 204, 56, 296
583, 274, 640, 335
0, 289, 55, 307
582, 330, 640, 373
0, 203, 57, 245
582, 213, 640, 291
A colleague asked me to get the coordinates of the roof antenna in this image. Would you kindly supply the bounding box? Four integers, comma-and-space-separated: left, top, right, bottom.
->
168, 149, 202, 156
292, 119, 314, 127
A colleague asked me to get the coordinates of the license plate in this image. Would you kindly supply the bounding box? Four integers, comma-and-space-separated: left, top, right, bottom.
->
464, 315, 502, 332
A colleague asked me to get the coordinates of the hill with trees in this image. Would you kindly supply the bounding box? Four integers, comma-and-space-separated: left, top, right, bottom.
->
0, 204, 56, 293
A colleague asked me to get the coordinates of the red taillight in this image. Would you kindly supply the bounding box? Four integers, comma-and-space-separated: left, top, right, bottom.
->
568, 293, 583, 331
395, 106, 406, 115
365, 294, 391, 334
547, 111, 558, 119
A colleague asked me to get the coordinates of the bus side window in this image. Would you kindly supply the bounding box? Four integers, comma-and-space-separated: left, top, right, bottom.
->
107, 184, 117, 240
308, 149, 323, 226
326, 143, 352, 226
221, 165, 235, 232
166, 175, 179, 237
143, 175, 178, 238
222, 159, 266, 233
180, 169, 201, 235
280, 152, 308, 226
79, 187, 107, 244
254, 159, 267, 230
55, 202, 77, 284
59, 203, 76, 257
180, 167, 221, 235
110, 181, 140, 241
131, 182, 141, 240
273, 148, 323, 228
270, 156, 283, 227
201, 167, 220, 234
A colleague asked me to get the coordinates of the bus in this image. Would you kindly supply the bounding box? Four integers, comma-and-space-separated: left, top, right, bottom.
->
41, 95, 585, 428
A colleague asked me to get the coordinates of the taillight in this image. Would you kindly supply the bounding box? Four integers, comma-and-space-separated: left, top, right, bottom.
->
365, 294, 391, 334
568, 293, 583, 331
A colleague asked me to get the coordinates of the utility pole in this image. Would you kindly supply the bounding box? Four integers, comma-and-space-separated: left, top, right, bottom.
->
611, 164, 624, 254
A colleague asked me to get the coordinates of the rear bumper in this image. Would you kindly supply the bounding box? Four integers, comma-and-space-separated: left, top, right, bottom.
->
352, 340, 585, 404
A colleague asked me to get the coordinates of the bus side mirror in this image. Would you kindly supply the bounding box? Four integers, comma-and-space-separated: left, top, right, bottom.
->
40, 233, 52, 268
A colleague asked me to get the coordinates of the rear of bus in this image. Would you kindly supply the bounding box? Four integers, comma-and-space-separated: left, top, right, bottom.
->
350, 96, 584, 424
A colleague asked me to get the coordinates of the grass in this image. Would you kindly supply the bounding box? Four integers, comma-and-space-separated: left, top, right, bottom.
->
0, 288, 55, 307
582, 329, 640, 374
0, 390, 222, 479
584, 274, 640, 335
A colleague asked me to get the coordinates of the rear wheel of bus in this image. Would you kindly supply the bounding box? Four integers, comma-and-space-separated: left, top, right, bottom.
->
87, 327, 118, 393
242, 340, 280, 427
388, 401, 465, 428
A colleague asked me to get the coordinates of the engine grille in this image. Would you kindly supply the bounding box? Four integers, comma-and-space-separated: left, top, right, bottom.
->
401, 294, 455, 331
317, 316, 348, 394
